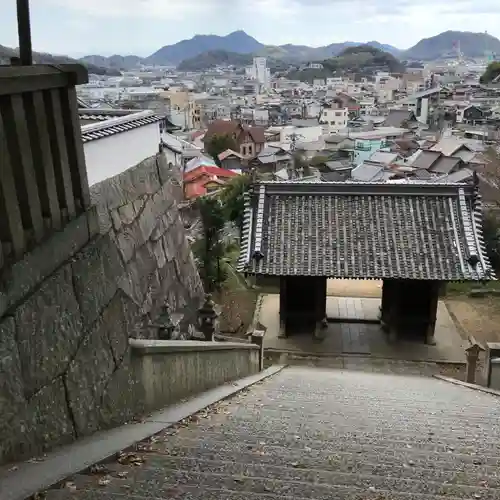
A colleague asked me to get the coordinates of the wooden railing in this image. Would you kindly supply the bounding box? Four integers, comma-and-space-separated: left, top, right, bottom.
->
0, 64, 89, 268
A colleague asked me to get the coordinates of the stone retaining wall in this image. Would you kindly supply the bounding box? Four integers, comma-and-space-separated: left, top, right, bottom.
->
0, 153, 204, 465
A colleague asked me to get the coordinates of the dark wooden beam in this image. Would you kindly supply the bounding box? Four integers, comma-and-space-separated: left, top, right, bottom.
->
16, 0, 33, 66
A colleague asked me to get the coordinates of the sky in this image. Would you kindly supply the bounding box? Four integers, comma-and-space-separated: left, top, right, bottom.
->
1, 0, 499, 58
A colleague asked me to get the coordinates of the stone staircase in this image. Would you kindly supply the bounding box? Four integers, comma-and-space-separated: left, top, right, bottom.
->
45, 367, 500, 499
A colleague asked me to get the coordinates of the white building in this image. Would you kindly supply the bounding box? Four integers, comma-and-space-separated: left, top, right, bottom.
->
81, 110, 167, 186
319, 107, 349, 133
245, 57, 271, 90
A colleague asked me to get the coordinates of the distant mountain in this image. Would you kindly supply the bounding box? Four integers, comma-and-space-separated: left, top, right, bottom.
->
80, 54, 144, 70
147, 30, 264, 65
177, 50, 253, 71
286, 45, 404, 83
0, 44, 120, 76
78, 32, 403, 69
403, 31, 500, 60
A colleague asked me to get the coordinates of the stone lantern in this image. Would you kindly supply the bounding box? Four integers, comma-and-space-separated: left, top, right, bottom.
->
198, 294, 219, 341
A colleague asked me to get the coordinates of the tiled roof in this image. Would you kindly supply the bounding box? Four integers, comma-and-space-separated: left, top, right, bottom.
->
237, 181, 494, 281
80, 110, 166, 143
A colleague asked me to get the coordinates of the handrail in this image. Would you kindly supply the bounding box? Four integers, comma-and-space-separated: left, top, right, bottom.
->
0, 63, 89, 269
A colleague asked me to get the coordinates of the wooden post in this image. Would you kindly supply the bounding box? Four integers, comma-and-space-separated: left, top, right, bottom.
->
426, 282, 439, 345
16, 0, 33, 66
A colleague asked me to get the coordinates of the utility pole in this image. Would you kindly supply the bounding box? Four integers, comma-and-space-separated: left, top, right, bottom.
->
17, 0, 33, 65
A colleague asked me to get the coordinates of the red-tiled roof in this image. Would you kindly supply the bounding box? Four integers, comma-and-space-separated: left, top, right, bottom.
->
184, 165, 238, 182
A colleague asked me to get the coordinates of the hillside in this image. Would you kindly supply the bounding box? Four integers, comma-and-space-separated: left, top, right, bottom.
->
80, 54, 144, 70
0, 44, 120, 76
403, 31, 500, 60
177, 50, 253, 71
288, 45, 404, 82
80, 31, 403, 69
147, 30, 263, 65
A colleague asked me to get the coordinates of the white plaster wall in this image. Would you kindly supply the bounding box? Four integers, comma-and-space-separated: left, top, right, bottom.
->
84, 123, 161, 186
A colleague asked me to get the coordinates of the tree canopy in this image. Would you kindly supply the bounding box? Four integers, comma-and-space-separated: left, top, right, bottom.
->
204, 133, 239, 166
480, 62, 500, 84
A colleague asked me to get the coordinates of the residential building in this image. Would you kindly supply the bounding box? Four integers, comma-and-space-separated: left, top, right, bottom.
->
319, 106, 349, 133
203, 120, 266, 158
183, 165, 239, 199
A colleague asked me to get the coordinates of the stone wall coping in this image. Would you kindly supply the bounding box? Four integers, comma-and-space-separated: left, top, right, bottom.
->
129, 338, 259, 355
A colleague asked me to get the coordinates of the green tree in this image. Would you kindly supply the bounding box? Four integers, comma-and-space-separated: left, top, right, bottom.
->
482, 210, 500, 273
480, 62, 500, 84
195, 196, 226, 292
219, 174, 251, 236
204, 133, 239, 166
293, 151, 312, 177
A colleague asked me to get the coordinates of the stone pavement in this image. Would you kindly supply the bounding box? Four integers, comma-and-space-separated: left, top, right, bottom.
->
258, 294, 467, 363
43, 366, 500, 499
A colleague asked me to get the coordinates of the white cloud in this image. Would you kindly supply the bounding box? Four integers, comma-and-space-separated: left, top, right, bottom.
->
2, 0, 499, 56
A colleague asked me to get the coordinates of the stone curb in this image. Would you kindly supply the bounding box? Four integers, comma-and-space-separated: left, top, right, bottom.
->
433, 374, 500, 397
265, 349, 466, 366
0, 365, 286, 500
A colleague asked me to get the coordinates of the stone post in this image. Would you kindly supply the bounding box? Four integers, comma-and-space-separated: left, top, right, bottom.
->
465, 343, 484, 384
250, 330, 265, 371
198, 294, 219, 341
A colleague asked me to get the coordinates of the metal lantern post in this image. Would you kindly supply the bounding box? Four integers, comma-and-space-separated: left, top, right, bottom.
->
16, 0, 33, 65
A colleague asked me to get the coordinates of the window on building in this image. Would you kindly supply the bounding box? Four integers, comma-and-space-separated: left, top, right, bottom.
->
323, 111, 328, 116
335, 111, 342, 116
242, 145, 247, 155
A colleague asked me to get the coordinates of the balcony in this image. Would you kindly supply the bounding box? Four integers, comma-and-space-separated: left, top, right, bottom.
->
0, 64, 89, 269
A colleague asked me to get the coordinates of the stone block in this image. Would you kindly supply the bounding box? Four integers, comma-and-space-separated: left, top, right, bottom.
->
137, 196, 159, 243
0, 317, 25, 436
90, 156, 161, 211
115, 220, 143, 263
163, 227, 178, 262
110, 209, 123, 232
0, 212, 91, 318
65, 320, 116, 436
117, 202, 137, 225
72, 234, 125, 329
101, 291, 141, 362
119, 244, 158, 312
90, 200, 112, 234
99, 354, 145, 428
133, 197, 146, 217
149, 239, 167, 269
19, 378, 75, 457
15, 265, 83, 395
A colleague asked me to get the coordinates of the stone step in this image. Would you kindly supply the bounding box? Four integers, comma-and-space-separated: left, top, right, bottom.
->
124, 444, 498, 478
147, 434, 500, 468
154, 430, 500, 457
49, 467, 500, 500
104, 453, 500, 488
40, 367, 500, 500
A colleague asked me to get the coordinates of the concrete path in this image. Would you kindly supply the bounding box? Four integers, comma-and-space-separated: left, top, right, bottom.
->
43, 366, 500, 499
258, 294, 467, 363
